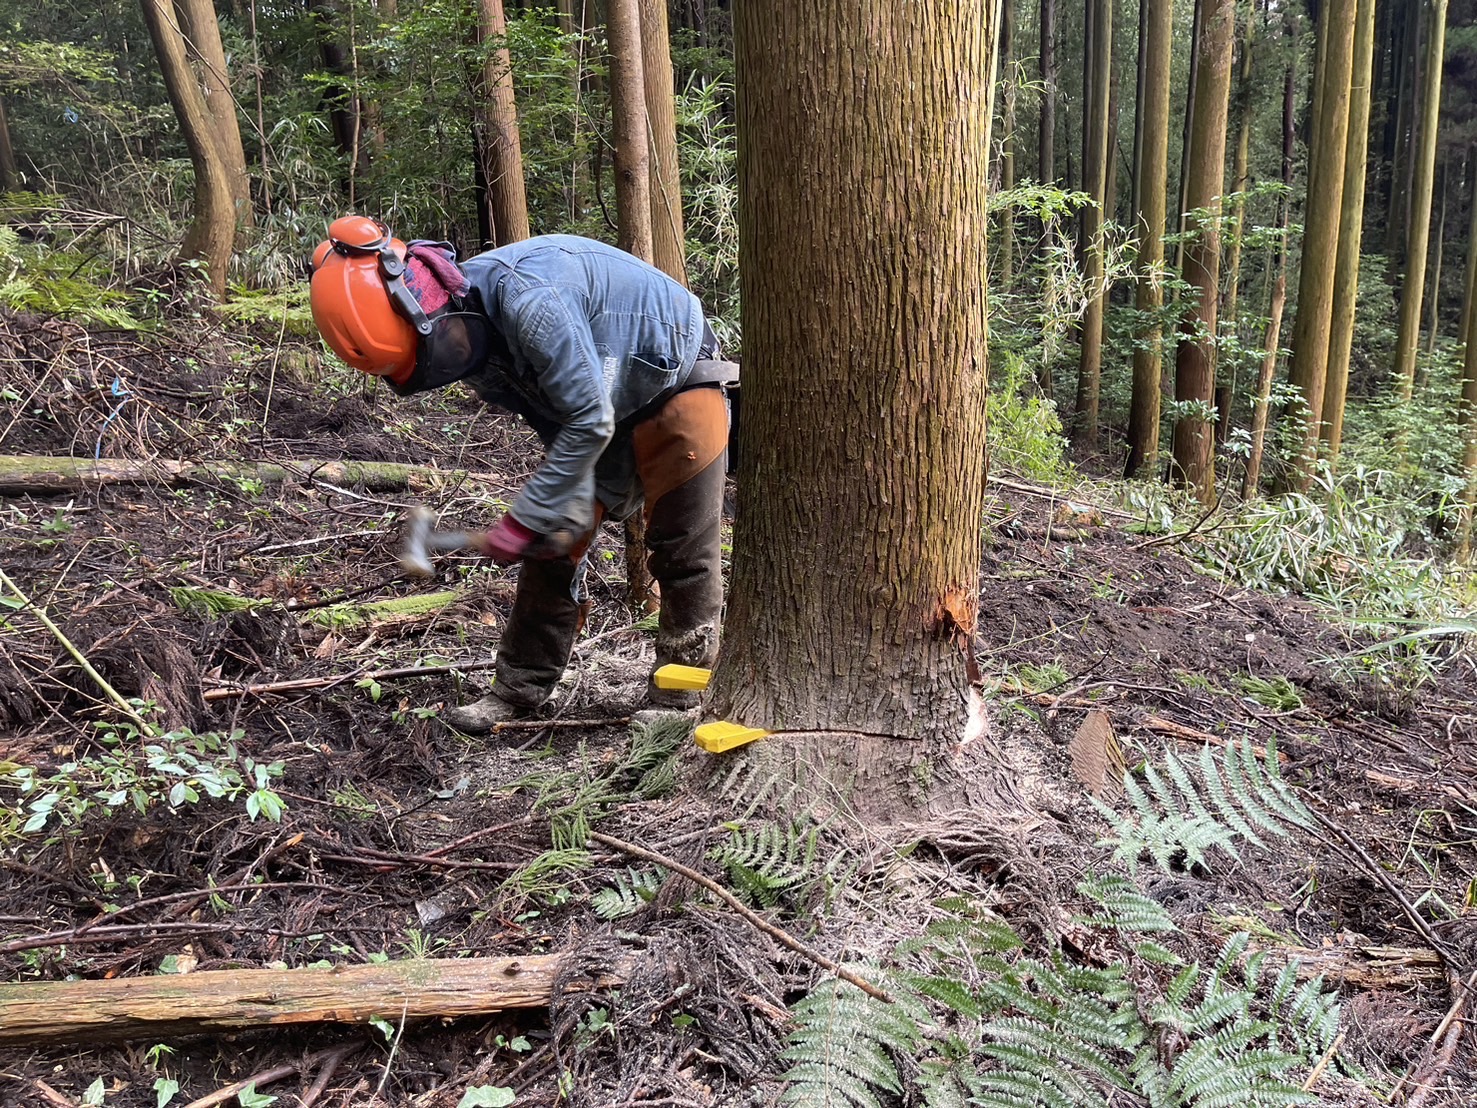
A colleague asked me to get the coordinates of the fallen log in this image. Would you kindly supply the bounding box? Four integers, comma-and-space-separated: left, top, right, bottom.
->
0, 954, 619, 1045
0, 454, 495, 497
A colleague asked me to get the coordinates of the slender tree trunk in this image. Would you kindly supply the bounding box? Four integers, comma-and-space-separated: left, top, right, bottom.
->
555, 0, 592, 220
1169, 0, 1235, 502
1040, 0, 1057, 185
1460, 151, 1477, 352
1423, 159, 1447, 358
1222, 7, 1254, 326
1244, 49, 1298, 498
473, 0, 531, 247
998, 0, 1016, 282
1073, 0, 1112, 451
1124, 0, 1172, 479
1279, 0, 1357, 489
1320, 0, 1377, 461
1173, 0, 1204, 278
1129, 0, 1149, 224
640, 0, 687, 285
175, 0, 251, 229
1386, 0, 1420, 260
711, 0, 991, 786
1101, 0, 1121, 224
139, 0, 235, 298
1394, 0, 1448, 399
1461, 278, 1477, 558
0, 97, 18, 191
606, 0, 656, 609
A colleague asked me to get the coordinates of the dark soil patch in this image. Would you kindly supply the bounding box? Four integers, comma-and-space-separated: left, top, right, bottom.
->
2, 308, 1475, 1106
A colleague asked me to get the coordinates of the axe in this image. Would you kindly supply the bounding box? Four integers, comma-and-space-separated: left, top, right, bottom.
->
399, 507, 482, 577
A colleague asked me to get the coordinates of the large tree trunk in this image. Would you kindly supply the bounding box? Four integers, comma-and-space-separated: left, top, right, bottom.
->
1039, 0, 1056, 184
1278, 0, 1357, 491
139, 0, 235, 298
711, 0, 991, 806
1320, 0, 1378, 462
640, 0, 687, 285
606, 0, 656, 609
1072, 0, 1113, 452
473, 0, 531, 247
0, 96, 17, 190
175, 0, 252, 230
1124, 0, 1172, 479
1169, 0, 1235, 502
1173, 0, 1204, 278
1394, 0, 1447, 399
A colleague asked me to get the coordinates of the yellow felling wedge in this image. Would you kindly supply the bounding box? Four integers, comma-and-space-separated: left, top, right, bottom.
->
694, 720, 769, 753
652, 663, 712, 691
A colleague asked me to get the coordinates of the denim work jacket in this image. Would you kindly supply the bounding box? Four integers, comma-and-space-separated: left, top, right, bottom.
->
460, 235, 706, 535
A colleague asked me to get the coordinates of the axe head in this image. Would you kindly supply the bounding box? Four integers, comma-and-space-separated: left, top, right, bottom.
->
399, 506, 437, 578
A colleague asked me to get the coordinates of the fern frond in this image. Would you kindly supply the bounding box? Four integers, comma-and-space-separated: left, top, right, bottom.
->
1077, 874, 1177, 934
781, 974, 925, 1108
590, 866, 661, 920
709, 821, 819, 908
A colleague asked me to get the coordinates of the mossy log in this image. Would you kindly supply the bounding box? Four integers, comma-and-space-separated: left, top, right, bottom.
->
0, 455, 479, 497
0, 954, 617, 1045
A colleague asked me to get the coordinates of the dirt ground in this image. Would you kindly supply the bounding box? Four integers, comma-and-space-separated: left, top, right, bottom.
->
1, 307, 1475, 1107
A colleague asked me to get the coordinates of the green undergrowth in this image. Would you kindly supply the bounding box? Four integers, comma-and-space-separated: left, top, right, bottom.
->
0, 220, 145, 331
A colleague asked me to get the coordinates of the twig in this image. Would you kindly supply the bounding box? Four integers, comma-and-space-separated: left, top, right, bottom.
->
590, 831, 894, 1004
300, 1044, 356, 1108
79, 880, 324, 933
424, 816, 541, 858
31, 1081, 75, 1108
0, 566, 151, 731
1300, 1029, 1346, 1093
250, 529, 387, 555
375, 1002, 410, 1100
1307, 808, 1461, 969
1392, 970, 1477, 1107
182, 1046, 346, 1108
202, 660, 500, 701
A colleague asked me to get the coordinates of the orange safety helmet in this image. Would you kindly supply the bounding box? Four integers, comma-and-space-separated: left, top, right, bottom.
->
309, 216, 432, 383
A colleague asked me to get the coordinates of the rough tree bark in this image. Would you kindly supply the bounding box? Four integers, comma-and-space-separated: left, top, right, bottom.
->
175, 0, 252, 229
1278, 0, 1357, 490
1073, 0, 1113, 452
1394, 0, 1447, 400
140, 0, 235, 298
640, 0, 687, 285
1169, 0, 1235, 503
1124, 0, 1172, 479
710, 0, 992, 814
1173, 0, 1204, 278
1320, 0, 1377, 462
473, 0, 531, 247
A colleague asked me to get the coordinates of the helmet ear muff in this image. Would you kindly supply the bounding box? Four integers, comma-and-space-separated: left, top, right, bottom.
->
309, 238, 419, 378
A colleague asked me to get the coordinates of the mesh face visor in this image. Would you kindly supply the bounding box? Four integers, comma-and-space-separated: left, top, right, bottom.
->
388, 311, 493, 396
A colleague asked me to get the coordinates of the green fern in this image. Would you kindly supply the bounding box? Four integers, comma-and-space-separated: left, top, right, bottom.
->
591, 866, 662, 920
504, 847, 591, 899
780, 893, 1343, 1108
1095, 737, 1315, 873
708, 820, 819, 909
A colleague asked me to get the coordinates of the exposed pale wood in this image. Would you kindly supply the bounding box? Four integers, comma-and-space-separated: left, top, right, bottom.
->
0, 955, 615, 1045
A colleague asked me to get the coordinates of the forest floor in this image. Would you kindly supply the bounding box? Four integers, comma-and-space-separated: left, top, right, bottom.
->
1, 306, 1475, 1107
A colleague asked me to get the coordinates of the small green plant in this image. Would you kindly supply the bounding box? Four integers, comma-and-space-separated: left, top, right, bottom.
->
1236, 674, 1303, 711
2, 724, 286, 839
1012, 661, 1070, 693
